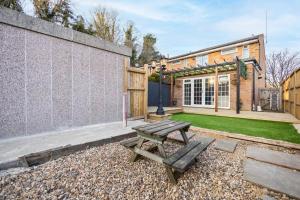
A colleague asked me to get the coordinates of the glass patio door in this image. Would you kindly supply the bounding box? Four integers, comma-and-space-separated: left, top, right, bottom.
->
204, 77, 214, 106
193, 79, 202, 105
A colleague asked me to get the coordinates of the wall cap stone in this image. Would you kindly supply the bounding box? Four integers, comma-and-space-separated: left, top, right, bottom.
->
0, 6, 132, 57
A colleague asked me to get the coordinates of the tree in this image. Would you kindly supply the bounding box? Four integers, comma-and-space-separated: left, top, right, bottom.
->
124, 22, 138, 67
138, 33, 161, 67
32, 0, 74, 27
0, 0, 23, 12
55, 0, 74, 27
266, 50, 300, 88
93, 7, 121, 43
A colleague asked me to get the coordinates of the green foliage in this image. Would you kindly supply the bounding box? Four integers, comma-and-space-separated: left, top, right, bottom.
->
138, 33, 162, 67
32, 0, 74, 27
0, 0, 23, 12
240, 60, 247, 79
72, 15, 94, 35
124, 22, 138, 67
171, 113, 300, 144
148, 73, 160, 82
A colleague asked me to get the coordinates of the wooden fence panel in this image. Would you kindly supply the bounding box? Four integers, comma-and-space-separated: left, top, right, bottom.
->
124, 58, 148, 119
281, 68, 300, 119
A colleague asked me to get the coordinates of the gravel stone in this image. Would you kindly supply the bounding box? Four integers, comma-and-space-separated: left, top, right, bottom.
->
0, 134, 297, 200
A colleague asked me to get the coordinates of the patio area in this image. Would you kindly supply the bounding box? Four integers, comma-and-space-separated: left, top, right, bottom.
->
0, 120, 146, 170
1, 132, 299, 199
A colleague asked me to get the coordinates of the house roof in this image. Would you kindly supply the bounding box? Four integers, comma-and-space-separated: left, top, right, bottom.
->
168, 34, 263, 62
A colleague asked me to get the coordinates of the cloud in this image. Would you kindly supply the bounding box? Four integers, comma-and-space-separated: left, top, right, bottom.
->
73, 0, 207, 23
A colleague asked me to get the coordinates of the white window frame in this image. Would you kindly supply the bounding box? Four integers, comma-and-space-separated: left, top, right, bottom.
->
221, 47, 237, 55
196, 54, 208, 66
242, 45, 250, 59
182, 74, 230, 109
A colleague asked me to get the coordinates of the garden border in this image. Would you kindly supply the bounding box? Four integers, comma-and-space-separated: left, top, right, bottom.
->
190, 126, 300, 150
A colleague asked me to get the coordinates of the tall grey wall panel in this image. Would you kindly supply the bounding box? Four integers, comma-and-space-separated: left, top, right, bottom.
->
116, 55, 124, 121
0, 7, 131, 139
105, 52, 118, 122
72, 43, 90, 126
52, 38, 73, 129
0, 24, 26, 138
25, 32, 52, 134
90, 48, 106, 124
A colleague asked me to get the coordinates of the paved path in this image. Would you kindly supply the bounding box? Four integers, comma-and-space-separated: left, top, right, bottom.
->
214, 139, 238, 153
244, 159, 300, 199
183, 107, 300, 123
0, 120, 146, 168
246, 146, 300, 170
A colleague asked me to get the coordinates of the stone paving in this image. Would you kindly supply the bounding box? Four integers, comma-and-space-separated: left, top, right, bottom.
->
0, 120, 146, 170
244, 159, 300, 199
246, 146, 300, 170
214, 139, 238, 153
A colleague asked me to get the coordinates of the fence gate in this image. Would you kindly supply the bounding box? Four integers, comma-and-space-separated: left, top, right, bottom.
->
258, 88, 281, 111
123, 59, 148, 119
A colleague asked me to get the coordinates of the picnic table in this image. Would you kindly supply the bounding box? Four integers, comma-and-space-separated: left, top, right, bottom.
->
120, 120, 215, 184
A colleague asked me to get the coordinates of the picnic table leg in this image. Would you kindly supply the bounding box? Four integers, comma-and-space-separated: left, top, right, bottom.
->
180, 129, 189, 145
157, 144, 177, 184
130, 138, 145, 162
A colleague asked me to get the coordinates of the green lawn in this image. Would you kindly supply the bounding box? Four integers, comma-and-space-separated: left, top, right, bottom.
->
171, 113, 300, 144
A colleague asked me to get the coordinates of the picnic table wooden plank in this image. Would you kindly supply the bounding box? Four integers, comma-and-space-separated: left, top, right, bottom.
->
144, 121, 186, 134
120, 137, 140, 148
154, 122, 191, 137
164, 141, 200, 166
132, 120, 171, 130
171, 137, 215, 172
137, 121, 175, 132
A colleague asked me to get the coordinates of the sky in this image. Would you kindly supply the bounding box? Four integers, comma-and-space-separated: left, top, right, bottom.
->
23, 0, 300, 57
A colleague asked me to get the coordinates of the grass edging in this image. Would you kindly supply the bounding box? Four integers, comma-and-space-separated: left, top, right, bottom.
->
190, 126, 300, 150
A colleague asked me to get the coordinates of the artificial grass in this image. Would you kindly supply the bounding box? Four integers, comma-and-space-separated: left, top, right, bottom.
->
171, 113, 300, 144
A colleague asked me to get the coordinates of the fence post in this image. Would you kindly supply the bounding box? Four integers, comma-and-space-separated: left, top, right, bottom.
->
143, 64, 148, 121
294, 71, 296, 116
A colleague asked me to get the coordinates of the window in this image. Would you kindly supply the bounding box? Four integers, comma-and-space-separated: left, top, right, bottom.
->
221, 47, 237, 55
205, 77, 214, 105
218, 75, 229, 108
183, 75, 230, 108
184, 80, 191, 105
194, 79, 202, 105
242, 45, 249, 59
196, 55, 208, 66
171, 60, 181, 65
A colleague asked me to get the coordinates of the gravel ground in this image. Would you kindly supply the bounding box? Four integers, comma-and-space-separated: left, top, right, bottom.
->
0, 133, 297, 200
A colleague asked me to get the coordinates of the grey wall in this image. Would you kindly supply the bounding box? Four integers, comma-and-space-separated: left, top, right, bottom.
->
0, 7, 131, 139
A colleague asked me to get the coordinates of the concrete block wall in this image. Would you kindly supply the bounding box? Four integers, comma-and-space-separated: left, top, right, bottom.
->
0, 7, 131, 139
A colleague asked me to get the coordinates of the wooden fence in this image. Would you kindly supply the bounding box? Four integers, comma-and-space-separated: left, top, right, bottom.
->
124, 59, 148, 119
282, 68, 300, 119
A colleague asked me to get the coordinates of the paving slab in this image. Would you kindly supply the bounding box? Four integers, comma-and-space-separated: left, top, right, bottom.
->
214, 139, 238, 153
293, 124, 300, 134
246, 146, 300, 171
244, 159, 300, 199
0, 120, 146, 170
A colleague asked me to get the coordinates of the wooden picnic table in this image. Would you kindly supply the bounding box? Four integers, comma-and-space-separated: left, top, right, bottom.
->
120, 120, 215, 184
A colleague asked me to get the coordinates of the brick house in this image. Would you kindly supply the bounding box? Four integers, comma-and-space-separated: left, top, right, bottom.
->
167, 34, 266, 111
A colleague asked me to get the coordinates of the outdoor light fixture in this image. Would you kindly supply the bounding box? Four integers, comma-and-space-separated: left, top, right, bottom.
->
156, 57, 167, 115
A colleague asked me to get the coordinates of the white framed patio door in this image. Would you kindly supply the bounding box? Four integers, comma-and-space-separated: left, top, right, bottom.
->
183, 75, 230, 109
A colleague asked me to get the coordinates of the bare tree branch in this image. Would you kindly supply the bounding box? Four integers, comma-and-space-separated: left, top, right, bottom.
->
266, 49, 300, 88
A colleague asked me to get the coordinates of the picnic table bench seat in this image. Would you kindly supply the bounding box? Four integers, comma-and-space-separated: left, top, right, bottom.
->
164, 137, 215, 173
120, 137, 139, 149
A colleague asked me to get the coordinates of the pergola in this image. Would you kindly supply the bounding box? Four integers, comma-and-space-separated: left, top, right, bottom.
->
163, 57, 262, 114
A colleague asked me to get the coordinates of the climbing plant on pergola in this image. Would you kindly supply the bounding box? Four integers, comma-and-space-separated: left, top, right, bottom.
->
163, 57, 262, 114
